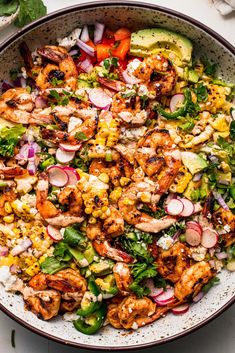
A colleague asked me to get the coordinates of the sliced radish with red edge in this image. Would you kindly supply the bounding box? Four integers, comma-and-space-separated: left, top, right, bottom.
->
185, 228, 201, 246
172, 304, 189, 315
201, 227, 218, 248
154, 298, 175, 306
178, 198, 194, 217
145, 279, 164, 298
154, 287, 174, 303
89, 88, 112, 109
166, 199, 184, 216
48, 165, 68, 187
63, 167, 80, 185
59, 143, 81, 152
47, 225, 63, 242
186, 221, 202, 236
170, 93, 184, 112
56, 148, 75, 164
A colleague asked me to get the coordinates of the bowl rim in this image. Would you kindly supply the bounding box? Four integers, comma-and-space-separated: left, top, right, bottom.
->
0, 0, 234, 350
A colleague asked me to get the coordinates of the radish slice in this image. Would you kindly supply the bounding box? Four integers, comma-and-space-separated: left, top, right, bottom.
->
172, 304, 189, 315
170, 93, 184, 112
48, 165, 68, 187
63, 167, 80, 185
186, 221, 203, 236
155, 298, 175, 306
145, 279, 164, 297
185, 228, 201, 246
166, 199, 184, 216
178, 198, 194, 217
89, 88, 112, 108
122, 69, 141, 85
201, 227, 218, 248
56, 148, 75, 164
47, 225, 62, 242
59, 143, 81, 152
154, 287, 174, 303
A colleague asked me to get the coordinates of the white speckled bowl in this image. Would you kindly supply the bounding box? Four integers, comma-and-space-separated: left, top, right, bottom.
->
0, 1, 234, 350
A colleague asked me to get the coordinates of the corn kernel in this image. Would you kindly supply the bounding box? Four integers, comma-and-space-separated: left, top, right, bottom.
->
123, 198, 134, 206
98, 173, 109, 184
25, 262, 40, 277
92, 210, 102, 218
88, 216, 97, 224
140, 192, 151, 203
85, 207, 93, 214
4, 202, 12, 214
120, 177, 131, 187
109, 187, 122, 202
3, 214, 14, 223
101, 206, 108, 212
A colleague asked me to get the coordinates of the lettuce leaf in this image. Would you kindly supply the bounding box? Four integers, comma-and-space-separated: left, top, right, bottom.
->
0, 124, 25, 157
14, 0, 46, 28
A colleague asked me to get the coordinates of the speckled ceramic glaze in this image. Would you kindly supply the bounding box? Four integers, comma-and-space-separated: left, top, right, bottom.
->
0, 1, 234, 350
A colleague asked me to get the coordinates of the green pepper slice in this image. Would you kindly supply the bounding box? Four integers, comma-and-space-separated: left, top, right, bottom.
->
230, 186, 235, 200
77, 279, 101, 317
40, 156, 55, 170
74, 302, 107, 335
155, 88, 192, 120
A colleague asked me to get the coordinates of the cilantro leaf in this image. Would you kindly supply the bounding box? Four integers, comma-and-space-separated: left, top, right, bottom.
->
75, 131, 88, 140
129, 263, 157, 297
0, 0, 18, 16
202, 276, 220, 293
201, 57, 217, 77
0, 124, 26, 157
15, 0, 47, 28
194, 82, 208, 102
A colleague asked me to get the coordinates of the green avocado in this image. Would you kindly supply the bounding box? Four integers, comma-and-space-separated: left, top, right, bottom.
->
130, 28, 193, 67
89, 259, 114, 276
181, 151, 208, 175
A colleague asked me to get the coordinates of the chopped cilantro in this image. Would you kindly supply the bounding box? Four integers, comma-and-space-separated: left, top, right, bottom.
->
75, 132, 88, 140
194, 82, 208, 102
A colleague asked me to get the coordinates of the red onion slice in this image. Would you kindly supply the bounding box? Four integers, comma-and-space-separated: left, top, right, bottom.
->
215, 251, 228, 260
212, 190, 229, 210
76, 39, 95, 57
11, 238, 32, 256
193, 173, 202, 182
170, 93, 184, 112
80, 25, 90, 42
89, 88, 112, 108
94, 22, 105, 44
79, 58, 93, 73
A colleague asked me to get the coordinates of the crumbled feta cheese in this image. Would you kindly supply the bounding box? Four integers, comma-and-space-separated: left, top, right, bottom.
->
157, 235, 174, 250
131, 322, 138, 330
63, 312, 80, 322
191, 246, 207, 262
138, 84, 149, 96
57, 28, 82, 50
79, 258, 89, 267
126, 59, 141, 76
224, 224, 231, 233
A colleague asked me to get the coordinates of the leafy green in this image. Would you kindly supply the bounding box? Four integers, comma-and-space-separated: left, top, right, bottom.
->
49, 89, 69, 106
194, 82, 208, 102
63, 225, 87, 249
14, 0, 47, 28
141, 204, 166, 219
201, 57, 217, 77
41, 256, 69, 274
140, 95, 149, 109
202, 276, 220, 293
230, 120, 235, 140
75, 132, 88, 141
121, 91, 136, 99
53, 242, 72, 262
0, 124, 26, 157
129, 263, 157, 297
0, 0, 18, 16
120, 225, 153, 262
164, 222, 185, 237
50, 77, 64, 87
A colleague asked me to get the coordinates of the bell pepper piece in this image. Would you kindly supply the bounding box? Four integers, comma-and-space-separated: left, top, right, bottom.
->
96, 43, 111, 62
111, 38, 130, 61
114, 27, 131, 41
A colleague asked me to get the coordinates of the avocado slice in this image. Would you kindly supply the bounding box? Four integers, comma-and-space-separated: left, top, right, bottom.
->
130, 28, 193, 67
181, 152, 208, 175
89, 259, 114, 276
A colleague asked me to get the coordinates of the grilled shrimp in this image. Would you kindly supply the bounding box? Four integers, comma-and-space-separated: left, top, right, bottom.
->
111, 93, 148, 126
58, 186, 83, 217
29, 272, 47, 291
36, 172, 84, 226
45, 269, 87, 293
24, 289, 61, 320
116, 295, 156, 329
36, 46, 78, 91
0, 188, 16, 216
93, 240, 134, 263
89, 158, 133, 187
157, 242, 189, 283
213, 208, 235, 232
118, 181, 177, 232
135, 128, 182, 194
113, 262, 132, 295
41, 109, 98, 145
0, 165, 26, 178
174, 261, 214, 301
133, 54, 177, 97
0, 88, 52, 125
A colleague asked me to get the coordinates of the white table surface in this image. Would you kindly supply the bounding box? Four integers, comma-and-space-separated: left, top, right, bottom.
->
0, 0, 234, 352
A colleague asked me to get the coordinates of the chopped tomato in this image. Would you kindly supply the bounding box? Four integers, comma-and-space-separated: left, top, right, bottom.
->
114, 27, 131, 41
101, 28, 115, 46
96, 43, 111, 62
118, 58, 128, 70
111, 38, 131, 61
